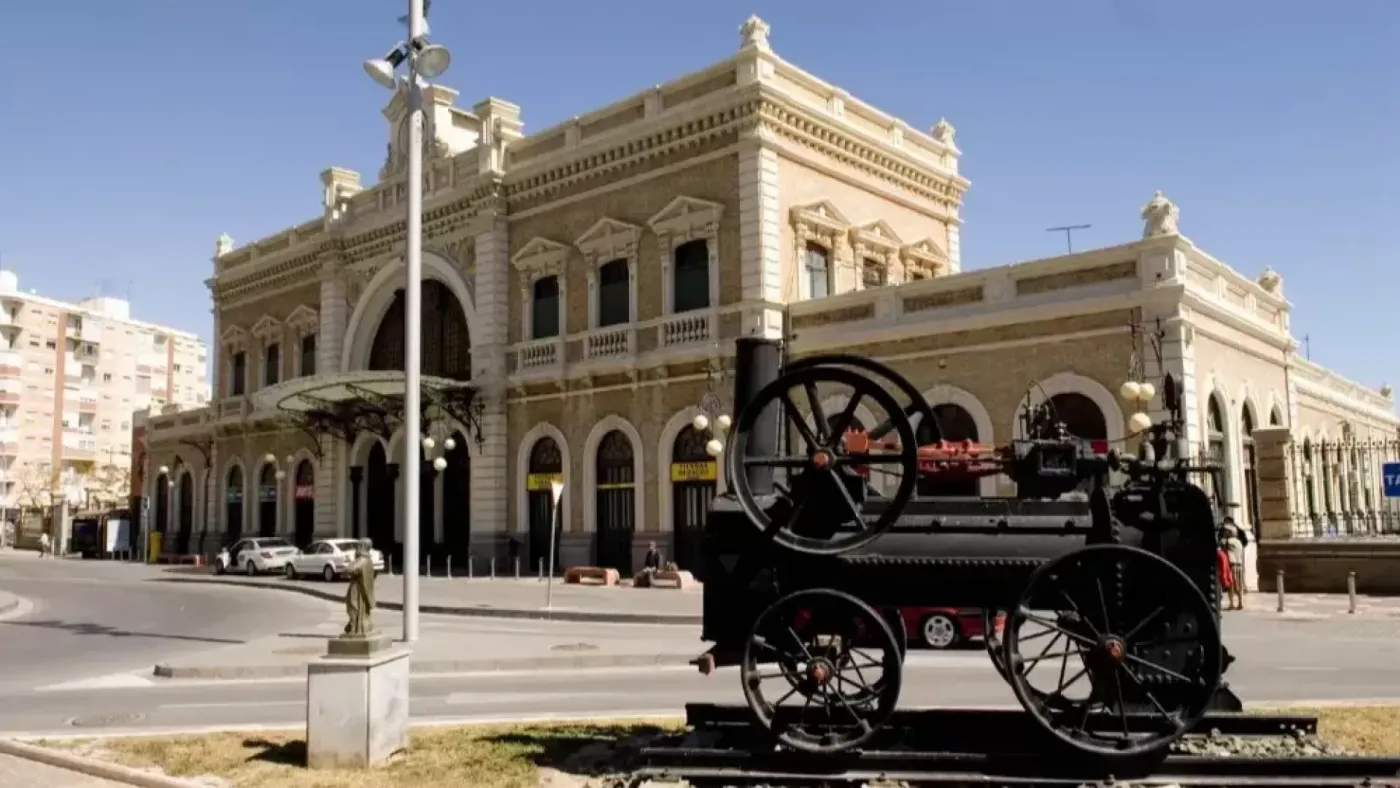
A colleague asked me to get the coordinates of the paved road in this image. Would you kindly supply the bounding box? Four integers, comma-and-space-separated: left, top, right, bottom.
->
3, 611, 1399, 738
0, 554, 334, 694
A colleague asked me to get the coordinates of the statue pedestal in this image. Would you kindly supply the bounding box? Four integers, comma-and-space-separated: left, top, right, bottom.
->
306, 635, 409, 769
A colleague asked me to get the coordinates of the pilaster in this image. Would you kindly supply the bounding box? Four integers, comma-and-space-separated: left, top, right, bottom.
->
946, 223, 962, 274
738, 142, 784, 339
318, 257, 349, 374
471, 214, 510, 532
315, 445, 338, 537
204, 445, 219, 542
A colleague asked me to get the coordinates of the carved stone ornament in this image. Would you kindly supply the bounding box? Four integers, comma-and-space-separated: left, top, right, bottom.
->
931, 118, 956, 145
1256, 267, 1282, 295
342, 266, 375, 309
221, 325, 250, 355
216, 233, 234, 258
250, 315, 284, 345
739, 15, 771, 51
286, 305, 320, 335
1382, 383, 1393, 399
1141, 191, 1181, 239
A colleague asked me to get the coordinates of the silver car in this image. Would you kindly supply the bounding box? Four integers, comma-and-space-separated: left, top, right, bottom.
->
215, 537, 301, 576
285, 539, 386, 582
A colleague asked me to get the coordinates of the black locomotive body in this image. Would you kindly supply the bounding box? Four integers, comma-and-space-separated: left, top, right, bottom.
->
697, 339, 1237, 763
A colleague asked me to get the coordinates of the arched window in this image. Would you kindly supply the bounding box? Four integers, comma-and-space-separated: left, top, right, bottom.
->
531, 276, 560, 339
1205, 396, 1228, 508
672, 240, 710, 313
805, 243, 830, 300
597, 259, 630, 327
368, 280, 472, 380
1049, 392, 1108, 444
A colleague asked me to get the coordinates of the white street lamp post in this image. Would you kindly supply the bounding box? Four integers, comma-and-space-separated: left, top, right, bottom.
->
363, 0, 451, 644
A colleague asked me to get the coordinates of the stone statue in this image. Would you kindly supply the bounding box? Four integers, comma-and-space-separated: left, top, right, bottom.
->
215, 233, 234, 258
931, 118, 956, 145
343, 540, 377, 637
1141, 191, 1180, 239
1382, 384, 1393, 399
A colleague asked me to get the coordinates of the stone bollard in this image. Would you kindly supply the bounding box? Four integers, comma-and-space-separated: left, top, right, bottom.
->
388, 556, 394, 576
468, 555, 474, 579
490, 557, 496, 579
426, 556, 432, 578
538, 561, 543, 581
514, 557, 520, 579
1348, 571, 1357, 614
446, 555, 452, 579
1276, 569, 1285, 613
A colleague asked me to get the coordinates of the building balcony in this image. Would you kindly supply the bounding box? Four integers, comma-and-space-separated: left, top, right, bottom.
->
0, 380, 21, 405
76, 398, 98, 414
0, 351, 19, 377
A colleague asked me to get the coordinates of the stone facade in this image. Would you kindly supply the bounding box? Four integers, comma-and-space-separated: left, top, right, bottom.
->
135, 17, 1394, 588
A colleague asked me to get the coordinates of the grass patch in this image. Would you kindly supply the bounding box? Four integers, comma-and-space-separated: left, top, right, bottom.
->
39, 720, 683, 788
33, 707, 1400, 787
1287, 706, 1400, 756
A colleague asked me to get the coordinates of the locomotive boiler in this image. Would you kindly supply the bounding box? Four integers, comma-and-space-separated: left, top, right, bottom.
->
695, 338, 1238, 762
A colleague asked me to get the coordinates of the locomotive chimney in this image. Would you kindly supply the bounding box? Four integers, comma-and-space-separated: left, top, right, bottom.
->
733, 337, 783, 496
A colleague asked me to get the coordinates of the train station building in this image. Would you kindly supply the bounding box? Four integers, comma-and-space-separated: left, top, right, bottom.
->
136, 16, 1396, 590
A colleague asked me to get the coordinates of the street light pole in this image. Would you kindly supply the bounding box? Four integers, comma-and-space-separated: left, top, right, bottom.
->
363, 0, 449, 646
401, 0, 426, 645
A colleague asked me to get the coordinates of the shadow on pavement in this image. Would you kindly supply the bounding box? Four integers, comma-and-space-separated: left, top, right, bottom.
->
0, 618, 244, 644
485, 723, 679, 776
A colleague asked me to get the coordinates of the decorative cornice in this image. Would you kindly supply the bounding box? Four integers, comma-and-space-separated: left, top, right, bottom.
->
511, 237, 570, 278
790, 200, 850, 236
575, 217, 642, 263
286, 305, 320, 334
249, 315, 283, 344
850, 220, 903, 252
648, 196, 725, 236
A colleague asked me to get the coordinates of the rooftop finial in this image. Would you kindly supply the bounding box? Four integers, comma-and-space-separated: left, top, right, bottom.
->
1140, 191, 1180, 239
740, 15, 771, 52
931, 118, 955, 145
215, 233, 234, 258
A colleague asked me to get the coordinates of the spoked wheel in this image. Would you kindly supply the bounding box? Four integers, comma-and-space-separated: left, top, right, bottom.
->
784, 355, 943, 445
1004, 544, 1222, 759
726, 365, 919, 555
741, 589, 903, 754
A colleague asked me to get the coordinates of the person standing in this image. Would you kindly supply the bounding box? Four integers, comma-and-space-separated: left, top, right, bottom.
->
1221, 524, 1246, 611
38, 531, 50, 558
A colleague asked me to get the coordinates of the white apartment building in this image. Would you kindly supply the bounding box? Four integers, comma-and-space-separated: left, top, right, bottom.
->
0, 269, 208, 511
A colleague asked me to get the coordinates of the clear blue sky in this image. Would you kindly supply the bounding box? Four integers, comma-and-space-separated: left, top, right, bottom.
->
1, 1, 1395, 392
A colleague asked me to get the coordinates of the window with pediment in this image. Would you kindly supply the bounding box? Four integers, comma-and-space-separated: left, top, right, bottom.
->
791, 201, 852, 299
576, 218, 641, 330
648, 197, 723, 315
532, 276, 561, 339
673, 240, 711, 313
230, 352, 247, 396
862, 259, 887, 288
850, 221, 902, 288
300, 334, 317, 377
284, 305, 320, 377
512, 237, 570, 345
264, 343, 281, 386
901, 237, 949, 282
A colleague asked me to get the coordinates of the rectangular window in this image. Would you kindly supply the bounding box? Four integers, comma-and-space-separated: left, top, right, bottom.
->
597, 259, 630, 327
531, 276, 560, 339
300, 334, 317, 377
672, 240, 710, 313
230, 352, 247, 396
805, 243, 830, 299
264, 343, 280, 386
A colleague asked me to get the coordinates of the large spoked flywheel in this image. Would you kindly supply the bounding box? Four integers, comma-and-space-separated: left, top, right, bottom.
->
726, 365, 918, 555
740, 588, 903, 754
1002, 544, 1223, 759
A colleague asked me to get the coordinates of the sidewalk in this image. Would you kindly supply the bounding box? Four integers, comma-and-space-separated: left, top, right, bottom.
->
1237, 591, 1400, 620
154, 570, 703, 624
153, 612, 705, 680
0, 753, 131, 788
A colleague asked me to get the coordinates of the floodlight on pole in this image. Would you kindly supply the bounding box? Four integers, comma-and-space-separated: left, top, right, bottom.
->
363, 47, 407, 90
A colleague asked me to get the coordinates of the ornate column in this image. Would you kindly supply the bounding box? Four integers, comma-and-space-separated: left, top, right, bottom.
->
315, 253, 348, 538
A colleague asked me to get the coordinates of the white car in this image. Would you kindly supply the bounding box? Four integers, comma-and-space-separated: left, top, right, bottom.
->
214, 537, 301, 576
284, 539, 385, 582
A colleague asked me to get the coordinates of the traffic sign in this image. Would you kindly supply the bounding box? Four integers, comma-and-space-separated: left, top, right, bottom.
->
1383, 463, 1400, 498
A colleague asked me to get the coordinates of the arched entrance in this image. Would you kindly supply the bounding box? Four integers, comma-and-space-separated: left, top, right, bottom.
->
224, 466, 244, 541
293, 460, 315, 548
365, 442, 395, 556
257, 465, 278, 537
154, 473, 170, 534
177, 473, 194, 554
670, 425, 715, 575
526, 436, 563, 575
594, 430, 636, 574
442, 431, 471, 566
1048, 392, 1108, 450
1241, 406, 1259, 532
919, 404, 980, 497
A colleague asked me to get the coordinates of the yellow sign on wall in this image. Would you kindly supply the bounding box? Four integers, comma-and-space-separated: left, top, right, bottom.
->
670, 461, 718, 483
526, 473, 563, 491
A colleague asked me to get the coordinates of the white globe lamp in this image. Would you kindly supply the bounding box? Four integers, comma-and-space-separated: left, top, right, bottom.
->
705, 439, 724, 457
692, 413, 709, 432
1119, 380, 1142, 402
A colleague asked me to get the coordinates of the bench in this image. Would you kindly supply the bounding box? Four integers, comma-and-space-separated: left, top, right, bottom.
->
633, 568, 696, 589
563, 566, 620, 586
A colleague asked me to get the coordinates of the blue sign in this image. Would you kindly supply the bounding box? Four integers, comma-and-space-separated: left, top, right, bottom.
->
1383, 463, 1400, 498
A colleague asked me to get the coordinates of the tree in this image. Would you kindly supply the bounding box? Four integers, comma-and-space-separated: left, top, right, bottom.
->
89, 462, 132, 510
14, 462, 55, 510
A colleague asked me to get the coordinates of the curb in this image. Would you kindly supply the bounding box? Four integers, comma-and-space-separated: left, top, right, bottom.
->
152, 576, 702, 625
0, 737, 204, 788
154, 651, 698, 680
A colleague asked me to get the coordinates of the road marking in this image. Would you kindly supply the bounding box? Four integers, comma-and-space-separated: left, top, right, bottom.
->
1277, 666, 1342, 672
161, 700, 304, 710
36, 673, 155, 692
443, 692, 610, 705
